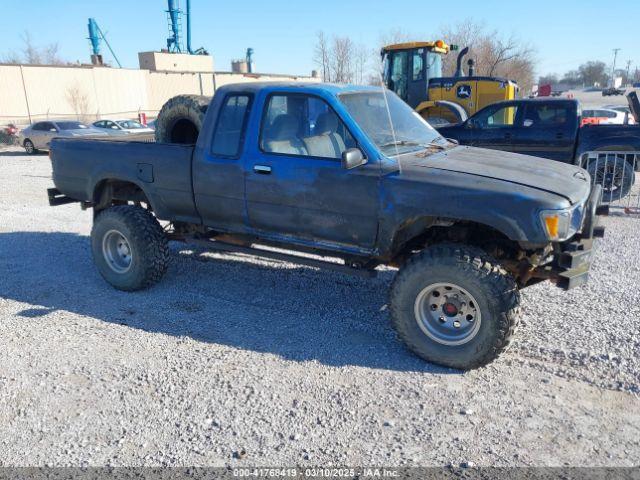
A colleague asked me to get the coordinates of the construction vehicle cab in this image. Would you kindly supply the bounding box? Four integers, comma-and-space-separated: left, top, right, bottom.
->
381, 41, 519, 125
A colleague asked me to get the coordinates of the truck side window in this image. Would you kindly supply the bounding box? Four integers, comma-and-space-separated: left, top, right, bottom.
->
211, 94, 251, 157
476, 105, 519, 128
524, 104, 567, 127
260, 94, 356, 160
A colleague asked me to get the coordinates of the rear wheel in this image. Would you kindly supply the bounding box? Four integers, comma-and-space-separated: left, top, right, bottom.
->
91, 205, 169, 291
23, 139, 36, 154
390, 244, 520, 369
587, 156, 635, 202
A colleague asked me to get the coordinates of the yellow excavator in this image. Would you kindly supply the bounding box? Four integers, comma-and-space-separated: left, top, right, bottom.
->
381, 40, 519, 125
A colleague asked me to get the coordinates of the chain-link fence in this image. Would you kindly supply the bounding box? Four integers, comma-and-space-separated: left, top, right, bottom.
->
0, 129, 20, 146
580, 151, 640, 214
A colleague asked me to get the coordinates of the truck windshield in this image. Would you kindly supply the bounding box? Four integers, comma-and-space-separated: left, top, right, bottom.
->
339, 90, 446, 156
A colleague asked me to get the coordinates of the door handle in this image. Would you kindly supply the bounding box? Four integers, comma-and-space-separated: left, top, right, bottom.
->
556, 132, 564, 139
253, 165, 272, 175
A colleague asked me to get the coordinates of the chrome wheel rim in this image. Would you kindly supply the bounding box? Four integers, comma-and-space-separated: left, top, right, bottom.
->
25, 141, 33, 153
414, 282, 482, 346
102, 230, 133, 274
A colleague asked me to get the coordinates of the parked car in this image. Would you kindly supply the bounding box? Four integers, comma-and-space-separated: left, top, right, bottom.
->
437, 97, 640, 201
19, 120, 107, 153
582, 108, 634, 125
47, 82, 607, 370
601, 104, 637, 124
602, 87, 625, 96
92, 119, 154, 136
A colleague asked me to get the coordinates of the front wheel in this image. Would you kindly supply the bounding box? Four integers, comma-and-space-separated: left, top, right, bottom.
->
91, 205, 169, 291
23, 139, 36, 154
390, 244, 521, 370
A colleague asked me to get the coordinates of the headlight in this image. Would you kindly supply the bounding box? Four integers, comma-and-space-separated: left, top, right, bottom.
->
540, 204, 583, 241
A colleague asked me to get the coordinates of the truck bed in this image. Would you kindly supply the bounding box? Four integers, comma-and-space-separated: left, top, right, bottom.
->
50, 138, 200, 223
576, 124, 640, 163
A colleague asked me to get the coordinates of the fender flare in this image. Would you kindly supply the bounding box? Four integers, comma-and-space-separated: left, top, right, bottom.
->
90, 176, 168, 217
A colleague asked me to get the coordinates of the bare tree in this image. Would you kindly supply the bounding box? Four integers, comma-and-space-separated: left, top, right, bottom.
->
1, 52, 22, 64
330, 36, 355, 83
578, 61, 608, 87
313, 32, 371, 84
438, 19, 536, 93
66, 84, 91, 122
313, 31, 331, 82
378, 28, 413, 49
2, 31, 65, 65
538, 74, 559, 85
353, 44, 371, 85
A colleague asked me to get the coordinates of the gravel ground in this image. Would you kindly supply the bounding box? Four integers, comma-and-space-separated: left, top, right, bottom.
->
0, 147, 639, 468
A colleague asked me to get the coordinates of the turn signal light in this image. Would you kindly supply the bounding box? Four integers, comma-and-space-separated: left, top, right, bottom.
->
435, 40, 445, 48
544, 216, 559, 239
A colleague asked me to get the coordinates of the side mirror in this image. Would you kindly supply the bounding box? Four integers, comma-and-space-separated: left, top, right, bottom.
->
523, 119, 534, 127
466, 120, 477, 129
341, 148, 366, 169
50, 128, 57, 132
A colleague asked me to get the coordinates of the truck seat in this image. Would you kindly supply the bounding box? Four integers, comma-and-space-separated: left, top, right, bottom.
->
303, 112, 346, 159
264, 114, 308, 155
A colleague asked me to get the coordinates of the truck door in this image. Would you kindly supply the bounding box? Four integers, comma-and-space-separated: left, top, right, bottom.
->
192, 93, 254, 233
406, 48, 427, 109
244, 92, 379, 250
518, 102, 575, 161
386, 51, 410, 104
468, 103, 522, 151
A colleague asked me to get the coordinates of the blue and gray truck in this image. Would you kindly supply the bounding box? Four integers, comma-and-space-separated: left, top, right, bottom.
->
47, 82, 607, 369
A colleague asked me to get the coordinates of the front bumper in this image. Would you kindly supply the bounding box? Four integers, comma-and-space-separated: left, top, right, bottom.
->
552, 184, 607, 290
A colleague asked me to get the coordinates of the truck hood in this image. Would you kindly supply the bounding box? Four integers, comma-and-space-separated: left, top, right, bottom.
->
400, 146, 591, 205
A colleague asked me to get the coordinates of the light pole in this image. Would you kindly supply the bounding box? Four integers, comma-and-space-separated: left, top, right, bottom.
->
610, 48, 621, 87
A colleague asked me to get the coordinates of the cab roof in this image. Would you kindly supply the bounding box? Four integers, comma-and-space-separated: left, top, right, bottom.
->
382, 41, 450, 54
215, 81, 385, 96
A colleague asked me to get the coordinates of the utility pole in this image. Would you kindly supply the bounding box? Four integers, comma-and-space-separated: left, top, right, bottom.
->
625, 60, 632, 86
610, 48, 621, 87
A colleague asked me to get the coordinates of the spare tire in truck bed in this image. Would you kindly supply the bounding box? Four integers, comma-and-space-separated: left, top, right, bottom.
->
154, 94, 211, 144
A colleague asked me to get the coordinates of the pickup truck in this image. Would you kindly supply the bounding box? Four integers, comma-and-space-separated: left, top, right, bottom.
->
437, 95, 640, 201
47, 82, 607, 370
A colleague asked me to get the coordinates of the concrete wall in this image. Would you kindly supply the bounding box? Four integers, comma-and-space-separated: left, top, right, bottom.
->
0, 64, 314, 125
138, 51, 214, 72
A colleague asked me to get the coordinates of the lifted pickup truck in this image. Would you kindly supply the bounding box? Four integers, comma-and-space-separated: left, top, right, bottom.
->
48, 82, 607, 369
437, 95, 640, 201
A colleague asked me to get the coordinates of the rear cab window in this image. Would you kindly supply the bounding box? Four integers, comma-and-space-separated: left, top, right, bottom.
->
210, 94, 252, 158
